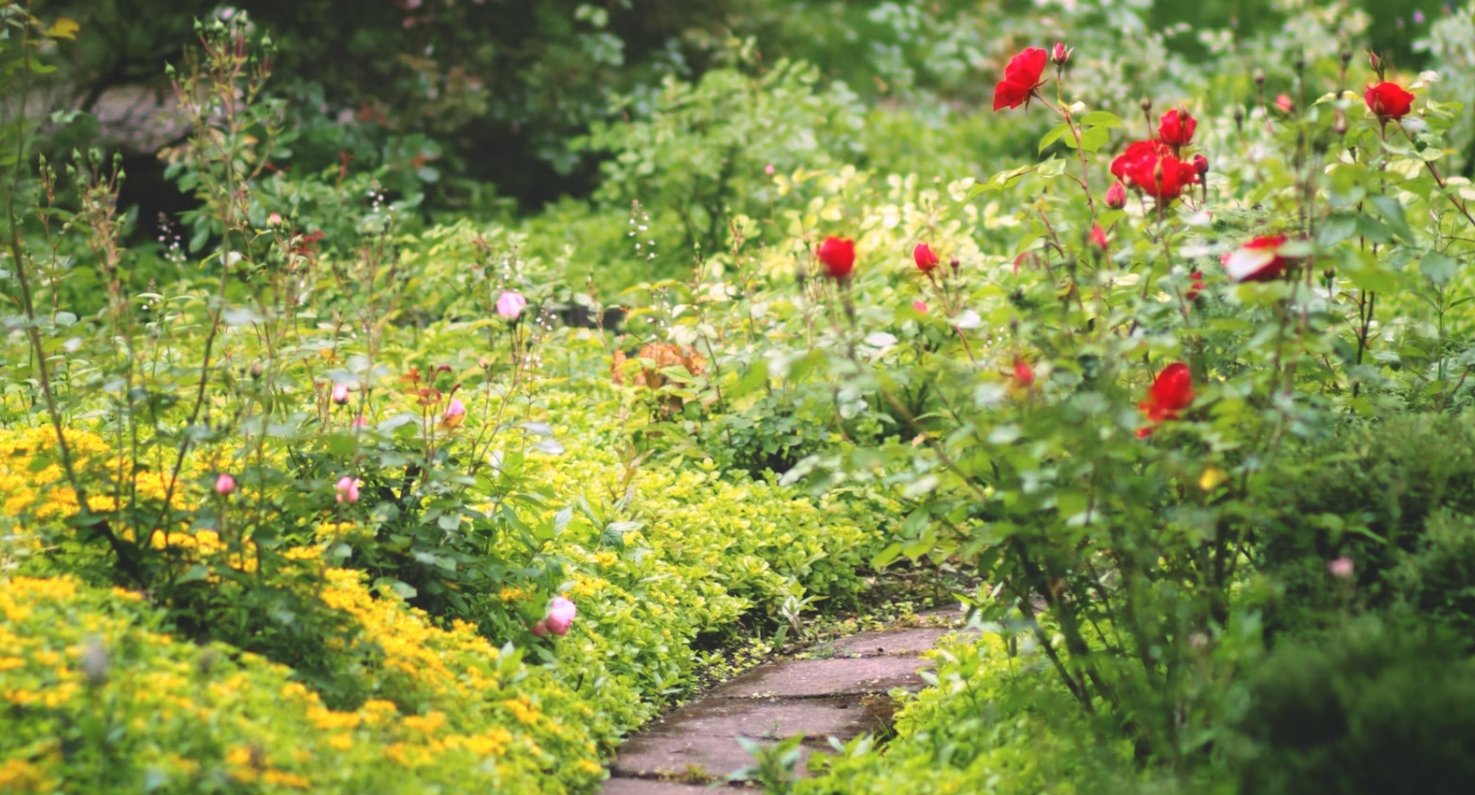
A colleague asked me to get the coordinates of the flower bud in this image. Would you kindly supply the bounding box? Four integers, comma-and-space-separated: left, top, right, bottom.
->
249, 361, 264, 380
1328, 556, 1354, 579
1139, 96, 1152, 114
268, 212, 283, 227
1333, 108, 1348, 135
331, 383, 350, 405
1105, 181, 1127, 210
1088, 223, 1108, 252
1253, 69, 1266, 87
1367, 51, 1381, 73
1051, 41, 1071, 67
913, 300, 928, 314
949, 256, 960, 276
215, 473, 237, 496
1275, 94, 1294, 113
913, 242, 940, 273
1193, 154, 1209, 178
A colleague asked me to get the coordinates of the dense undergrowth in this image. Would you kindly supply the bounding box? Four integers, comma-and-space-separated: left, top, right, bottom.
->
5, 1, 1475, 793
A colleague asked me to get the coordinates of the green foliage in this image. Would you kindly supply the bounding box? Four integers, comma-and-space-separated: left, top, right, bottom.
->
1230, 619, 1475, 795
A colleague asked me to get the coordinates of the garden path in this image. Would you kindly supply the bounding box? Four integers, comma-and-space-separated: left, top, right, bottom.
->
599, 607, 969, 793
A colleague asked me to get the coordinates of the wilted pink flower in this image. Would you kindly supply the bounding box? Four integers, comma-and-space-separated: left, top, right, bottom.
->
442, 398, 466, 429
331, 383, 350, 404
545, 595, 577, 636
1328, 556, 1354, 579
496, 291, 527, 320
215, 473, 236, 496
913, 299, 928, 314
336, 476, 360, 504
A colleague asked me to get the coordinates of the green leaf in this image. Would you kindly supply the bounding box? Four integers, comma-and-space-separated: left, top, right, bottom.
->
1038, 123, 1071, 154
1370, 195, 1414, 242
1318, 214, 1358, 248
1078, 126, 1111, 153
871, 542, 903, 570
1079, 111, 1123, 128
1420, 252, 1458, 285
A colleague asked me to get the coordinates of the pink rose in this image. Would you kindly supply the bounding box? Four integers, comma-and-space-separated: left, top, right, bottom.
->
336, 476, 360, 504
442, 398, 466, 428
545, 595, 577, 636
215, 473, 236, 496
496, 291, 527, 320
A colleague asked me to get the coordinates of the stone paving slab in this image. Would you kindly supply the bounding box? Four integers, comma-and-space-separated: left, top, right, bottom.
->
639, 694, 892, 742
598, 777, 716, 795
707, 656, 932, 699
610, 731, 817, 780
827, 626, 952, 656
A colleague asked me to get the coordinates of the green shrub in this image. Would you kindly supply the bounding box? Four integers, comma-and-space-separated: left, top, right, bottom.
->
1230, 619, 1475, 795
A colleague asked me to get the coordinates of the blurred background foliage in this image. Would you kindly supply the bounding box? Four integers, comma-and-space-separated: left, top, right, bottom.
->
35, 0, 1463, 229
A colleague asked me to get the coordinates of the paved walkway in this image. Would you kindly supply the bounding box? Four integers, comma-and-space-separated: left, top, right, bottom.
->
600, 610, 967, 793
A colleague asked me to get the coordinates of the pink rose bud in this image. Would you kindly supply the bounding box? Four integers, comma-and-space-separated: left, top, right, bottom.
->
1051, 41, 1071, 67
336, 476, 360, 504
545, 595, 577, 636
1088, 223, 1108, 252
442, 398, 466, 428
331, 383, 350, 404
1328, 556, 1354, 579
215, 473, 236, 496
1274, 94, 1294, 113
913, 299, 928, 314
496, 290, 527, 321
268, 212, 283, 227
1105, 181, 1127, 210
351, 415, 370, 429
765, 163, 775, 175
530, 619, 548, 637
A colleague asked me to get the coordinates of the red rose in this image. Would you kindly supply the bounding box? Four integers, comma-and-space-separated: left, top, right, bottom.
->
1138, 362, 1194, 437
1364, 82, 1415, 121
1110, 140, 1168, 183
817, 236, 856, 280
1105, 181, 1127, 210
1114, 141, 1198, 201
1221, 234, 1289, 283
1157, 109, 1196, 148
913, 242, 940, 273
1013, 357, 1035, 388
992, 48, 1048, 112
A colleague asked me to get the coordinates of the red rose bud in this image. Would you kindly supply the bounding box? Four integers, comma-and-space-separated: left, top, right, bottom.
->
1013, 357, 1036, 388
1186, 270, 1205, 301
1088, 223, 1108, 252
993, 47, 1048, 112
1193, 154, 1209, 179
1274, 94, 1294, 113
1364, 81, 1415, 121
913, 242, 940, 273
817, 236, 856, 280
1221, 234, 1290, 283
1105, 181, 1127, 210
1137, 362, 1194, 437
1157, 109, 1196, 148
1051, 41, 1071, 67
